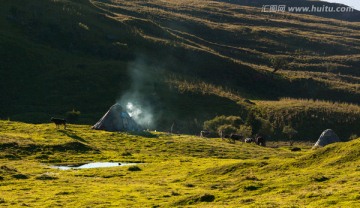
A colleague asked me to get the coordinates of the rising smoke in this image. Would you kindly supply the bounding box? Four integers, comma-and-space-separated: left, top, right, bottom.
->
117, 56, 156, 129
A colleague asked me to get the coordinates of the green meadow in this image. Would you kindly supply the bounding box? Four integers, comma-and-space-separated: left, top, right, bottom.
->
1, 120, 359, 207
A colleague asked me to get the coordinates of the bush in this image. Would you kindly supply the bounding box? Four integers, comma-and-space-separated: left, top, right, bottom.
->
128, 166, 141, 171
218, 124, 238, 137
238, 125, 252, 138
203, 115, 243, 135
12, 174, 29, 179
257, 118, 274, 136
245, 112, 261, 135
270, 56, 288, 73
204, 115, 243, 131
348, 134, 358, 141
282, 125, 298, 139
199, 194, 215, 202
204, 114, 273, 137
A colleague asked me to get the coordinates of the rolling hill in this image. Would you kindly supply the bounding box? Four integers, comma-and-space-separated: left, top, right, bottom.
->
0, 0, 359, 139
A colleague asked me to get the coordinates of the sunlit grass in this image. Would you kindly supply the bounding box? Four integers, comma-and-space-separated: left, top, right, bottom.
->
0, 120, 359, 207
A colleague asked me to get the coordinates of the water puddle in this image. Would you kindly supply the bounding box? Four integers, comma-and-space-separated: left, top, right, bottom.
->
52, 162, 139, 170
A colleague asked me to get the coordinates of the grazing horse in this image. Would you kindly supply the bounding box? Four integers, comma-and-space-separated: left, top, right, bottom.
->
51, 117, 67, 129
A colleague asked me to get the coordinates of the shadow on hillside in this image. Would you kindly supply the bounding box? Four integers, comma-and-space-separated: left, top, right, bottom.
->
58, 130, 87, 143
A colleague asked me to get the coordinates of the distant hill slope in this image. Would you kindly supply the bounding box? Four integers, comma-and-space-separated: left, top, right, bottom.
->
0, 0, 359, 137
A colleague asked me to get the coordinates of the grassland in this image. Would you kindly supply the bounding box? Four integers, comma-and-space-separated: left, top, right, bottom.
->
1, 120, 359, 207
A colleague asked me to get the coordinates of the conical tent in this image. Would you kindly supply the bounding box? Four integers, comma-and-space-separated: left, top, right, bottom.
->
92, 104, 142, 132
313, 129, 340, 148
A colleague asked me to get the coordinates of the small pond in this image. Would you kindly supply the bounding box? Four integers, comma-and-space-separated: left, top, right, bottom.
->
52, 162, 139, 170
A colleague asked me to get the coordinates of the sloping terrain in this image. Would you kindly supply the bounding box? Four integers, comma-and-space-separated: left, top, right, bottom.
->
0, 121, 359, 207
0, 0, 359, 137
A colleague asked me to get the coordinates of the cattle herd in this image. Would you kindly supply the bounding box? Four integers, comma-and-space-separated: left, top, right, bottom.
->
200, 130, 266, 146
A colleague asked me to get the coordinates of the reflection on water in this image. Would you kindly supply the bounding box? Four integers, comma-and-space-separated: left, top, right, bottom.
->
52, 162, 139, 170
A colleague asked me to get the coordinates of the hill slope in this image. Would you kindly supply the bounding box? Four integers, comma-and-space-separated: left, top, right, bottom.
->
0, 0, 359, 137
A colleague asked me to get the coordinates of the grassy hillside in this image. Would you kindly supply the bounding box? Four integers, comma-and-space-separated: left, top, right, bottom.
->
0, 121, 359, 207
255, 98, 360, 139
0, 0, 359, 138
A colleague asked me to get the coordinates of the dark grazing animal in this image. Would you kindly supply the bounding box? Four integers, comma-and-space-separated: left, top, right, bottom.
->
229, 134, 243, 142
223, 133, 243, 143
51, 117, 67, 129
255, 135, 266, 146
244, 138, 254, 143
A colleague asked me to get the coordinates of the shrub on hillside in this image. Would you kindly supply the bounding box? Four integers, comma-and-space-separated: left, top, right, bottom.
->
348, 134, 358, 141
270, 56, 288, 73
218, 125, 238, 137
282, 125, 298, 139
245, 112, 261, 135
204, 114, 273, 137
238, 125, 252, 138
257, 118, 274, 136
203, 115, 243, 133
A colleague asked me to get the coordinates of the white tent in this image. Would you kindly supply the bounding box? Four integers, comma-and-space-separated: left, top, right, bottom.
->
92, 104, 142, 132
313, 129, 340, 148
